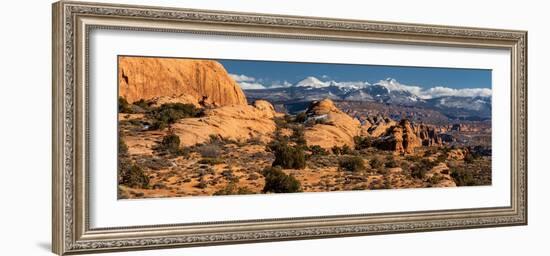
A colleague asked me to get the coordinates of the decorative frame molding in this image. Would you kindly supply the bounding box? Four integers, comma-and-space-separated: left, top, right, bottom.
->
52, 1, 527, 255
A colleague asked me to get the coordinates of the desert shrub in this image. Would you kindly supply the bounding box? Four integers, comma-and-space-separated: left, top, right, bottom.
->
118, 136, 129, 156
246, 136, 264, 145
341, 145, 354, 155
309, 145, 329, 156
450, 167, 477, 186
153, 134, 186, 157
268, 141, 306, 169
149, 103, 203, 130
354, 136, 373, 150
237, 187, 255, 194
428, 173, 443, 184
262, 166, 301, 193
464, 153, 476, 164
118, 97, 134, 113
405, 155, 422, 162
331, 146, 341, 155
195, 180, 208, 189
214, 182, 255, 196
274, 116, 289, 129
161, 134, 180, 151
314, 118, 329, 125
410, 159, 438, 179
369, 157, 384, 169
384, 155, 399, 168
133, 99, 152, 111
436, 153, 448, 163
137, 156, 172, 170
400, 161, 411, 172
207, 134, 242, 146
338, 156, 365, 172
221, 170, 236, 181
294, 112, 307, 123
247, 173, 260, 180
290, 125, 307, 146
195, 144, 221, 158
119, 162, 149, 189
383, 178, 392, 189
198, 157, 224, 165
152, 183, 168, 190
331, 145, 355, 155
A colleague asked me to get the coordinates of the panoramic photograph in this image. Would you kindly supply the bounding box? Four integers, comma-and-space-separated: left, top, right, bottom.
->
117, 56, 492, 199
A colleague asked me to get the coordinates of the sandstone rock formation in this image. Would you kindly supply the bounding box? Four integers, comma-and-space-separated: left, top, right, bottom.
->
172, 100, 277, 147
118, 56, 247, 106
371, 119, 445, 154
416, 124, 443, 147
372, 119, 423, 154
304, 99, 361, 149
365, 115, 397, 137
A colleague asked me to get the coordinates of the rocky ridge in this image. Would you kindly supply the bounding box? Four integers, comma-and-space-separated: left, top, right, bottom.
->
118, 56, 247, 106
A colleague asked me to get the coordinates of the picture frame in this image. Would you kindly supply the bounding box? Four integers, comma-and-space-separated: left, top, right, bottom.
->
52, 1, 527, 255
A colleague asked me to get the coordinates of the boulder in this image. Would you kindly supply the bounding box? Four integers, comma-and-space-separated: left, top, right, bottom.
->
304, 99, 361, 149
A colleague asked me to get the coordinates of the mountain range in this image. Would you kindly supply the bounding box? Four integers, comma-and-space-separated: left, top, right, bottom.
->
243, 76, 492, 121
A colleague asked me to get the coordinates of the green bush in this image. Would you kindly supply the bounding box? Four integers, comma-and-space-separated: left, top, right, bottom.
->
119, 136, 129, 156
195, 144, 221, 158
331, 145, 355, 155
369, 157, 384, 169
198, 157, 224, 165
214, 182, 255, 195
133, 99, 152, 111
309, 145, 329, 156
410, 159, 438, 179
118, 97, 134, 113
338, 156, 365, 172
294, 112, 307, 123
436, 153, 448, 163
119, 161, 149, 189
268, 141, 306, 169
341, 145, 354, 155
354, 136, 373, 150
331, 146, 341, 155
262, 166, 301, 193
195, 180, 208, 189
429, 173, 443, 184
159, 134, 180, 151
384, 155, 399, 168
155, 134, 188, 157
464, 153, 476, 164
290, 126, 307, 146
450, 167, 477, 186
149, 103, 203, 130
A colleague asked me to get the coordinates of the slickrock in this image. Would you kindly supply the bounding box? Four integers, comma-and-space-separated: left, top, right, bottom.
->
119, 57, 247, 106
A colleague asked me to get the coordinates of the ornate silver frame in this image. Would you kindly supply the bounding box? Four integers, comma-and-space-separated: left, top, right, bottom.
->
52, 1, 527, 255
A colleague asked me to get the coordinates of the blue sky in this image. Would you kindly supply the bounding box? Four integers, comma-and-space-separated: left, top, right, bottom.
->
218, 59, 491, 90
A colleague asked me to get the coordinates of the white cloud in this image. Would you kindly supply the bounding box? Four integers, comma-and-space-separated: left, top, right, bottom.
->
229, 73, 256, 83
237, 82, 266, 90
271, 81, 293, 88
375, 78, 491, 99
420, 86, 492, 98
229, 73, 266, 90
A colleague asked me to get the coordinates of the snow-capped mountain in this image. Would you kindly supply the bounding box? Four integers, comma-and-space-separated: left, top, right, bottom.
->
295, 76, 331, 88
242, 76, 492, 120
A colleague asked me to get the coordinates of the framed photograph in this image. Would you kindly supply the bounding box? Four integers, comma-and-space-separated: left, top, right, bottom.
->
52, 1, 527, 255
